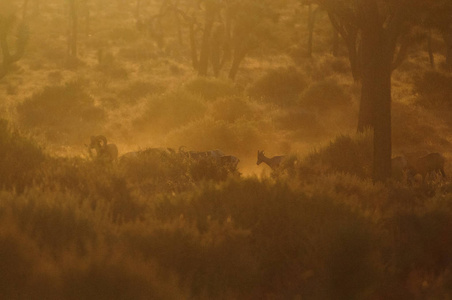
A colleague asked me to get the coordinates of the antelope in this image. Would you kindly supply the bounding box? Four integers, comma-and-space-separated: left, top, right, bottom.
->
88, 135, 118, 162
257, 150, 285, 170
407, 152, 446, 182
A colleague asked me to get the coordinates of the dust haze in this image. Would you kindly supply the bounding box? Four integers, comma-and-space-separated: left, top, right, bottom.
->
1, 0, 452, 299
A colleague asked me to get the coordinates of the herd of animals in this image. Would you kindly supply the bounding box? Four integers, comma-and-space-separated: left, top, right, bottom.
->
87, 135, 447, 183
87, 135, 240, 170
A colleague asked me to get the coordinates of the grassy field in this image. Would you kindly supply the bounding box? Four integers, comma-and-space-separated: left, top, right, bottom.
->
1, 0, 452, 299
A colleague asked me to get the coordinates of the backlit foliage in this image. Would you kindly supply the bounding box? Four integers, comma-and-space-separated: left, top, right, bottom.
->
0, 0, 452, 298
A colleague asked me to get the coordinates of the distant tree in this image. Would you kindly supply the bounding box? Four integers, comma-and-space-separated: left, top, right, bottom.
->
65, 0, 91, 64
138, 0, 284, 80
298, 0, 321, 57
317, 0, 428, 182
136, 0, 181, 53
0, 1, 29, 79
226, 0, 283, 80
66, 0, 78, 59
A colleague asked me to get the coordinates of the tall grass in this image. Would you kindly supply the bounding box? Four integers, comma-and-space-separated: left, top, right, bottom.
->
298, 132, 374, 179
0, 119, 46, 192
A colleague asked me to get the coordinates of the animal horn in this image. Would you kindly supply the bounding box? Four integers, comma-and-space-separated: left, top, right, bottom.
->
97, 135, 108, 147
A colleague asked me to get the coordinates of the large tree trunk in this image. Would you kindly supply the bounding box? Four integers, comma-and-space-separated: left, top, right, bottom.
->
370, 61, 392, 182
359, 0, 396, 182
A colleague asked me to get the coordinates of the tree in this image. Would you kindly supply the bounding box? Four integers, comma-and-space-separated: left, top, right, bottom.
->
182, 0, 280, 79
317, 0, 427, 182
299, 0, 321, 57
66, 0, 78, 59
0, 1, 29, 79
139, 0, 284, 80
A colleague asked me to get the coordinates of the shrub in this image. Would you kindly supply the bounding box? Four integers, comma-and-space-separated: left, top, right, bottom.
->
151, 178, 379, 298
0, 119, 46, 191
118, 41, 157, 62
96, 51, 129, 80
0, 223, 53, 299
118, 80, 166, 104
35, 157, 145, 224
392, 102, 450, 151
16, 80, 105, 142
247, 66, 308, 106
0, 190, 186, 300
0, 188, 98, 255
184, 77, 236, 101
298, 78, 351, 112
300, 132, 373, 179
118, 149, 194, 194
273, 108, 328, 141
414, 70, 452, 109
208, 96, 257, 123
133, 89, 207, 136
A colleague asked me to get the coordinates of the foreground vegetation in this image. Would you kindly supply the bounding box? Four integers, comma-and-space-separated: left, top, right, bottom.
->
1, 122, 452, 299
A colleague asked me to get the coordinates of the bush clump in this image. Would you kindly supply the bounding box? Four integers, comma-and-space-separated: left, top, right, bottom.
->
151, 178, 379, 299
0, 119, 46, 191
16, 80, 105, 142
273, 108, 327, 141
298, 78, 351, 112
414, 70, 452, 109
184, 77, 236, 101
247, 66, 308, 106
118, 80, 166, 104
300, 132, 373, 179
133, 89, 207, 136
208, 96, 257, 123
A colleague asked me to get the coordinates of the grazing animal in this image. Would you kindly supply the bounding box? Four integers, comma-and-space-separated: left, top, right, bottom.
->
219, 155, 240, 169
179, 146, 239, 172
120, 147, 176, 161
408, 152, 446, 181
178, 146, 225, 161
88, 135, 118, 162
257, 150, 285, 170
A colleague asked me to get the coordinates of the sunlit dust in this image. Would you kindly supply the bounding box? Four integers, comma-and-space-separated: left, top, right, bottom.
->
0, 0, 452, 299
